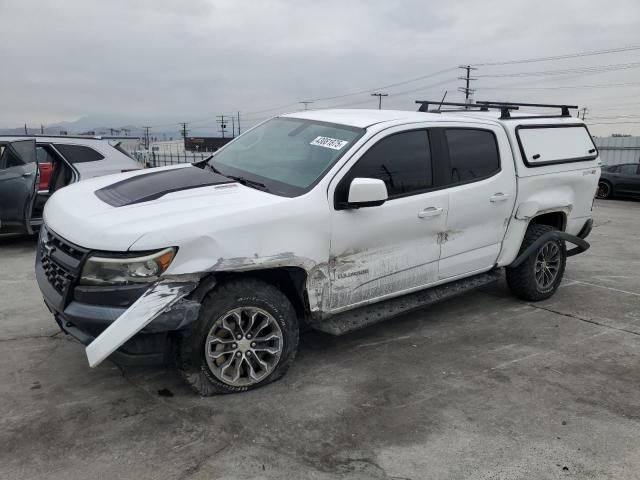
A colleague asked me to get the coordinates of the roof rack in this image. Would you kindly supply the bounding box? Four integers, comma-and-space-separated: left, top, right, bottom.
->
416, 100, 519, 119
416, 99, 579, 120
475, 100, 578, 119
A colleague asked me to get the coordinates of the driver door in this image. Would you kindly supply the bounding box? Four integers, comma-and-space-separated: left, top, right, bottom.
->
0, 139, 39, 233
328, 128, 448, 312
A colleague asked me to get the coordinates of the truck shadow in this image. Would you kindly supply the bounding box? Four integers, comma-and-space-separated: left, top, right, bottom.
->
0, 233, 37, 248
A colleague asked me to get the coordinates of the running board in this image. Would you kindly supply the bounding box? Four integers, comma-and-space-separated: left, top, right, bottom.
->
309, 269, 503, 336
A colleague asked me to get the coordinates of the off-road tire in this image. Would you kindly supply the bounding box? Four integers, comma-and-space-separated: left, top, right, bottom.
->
596, 180, 612, 199
177, 278, 299, 395
506, 224, 567, 301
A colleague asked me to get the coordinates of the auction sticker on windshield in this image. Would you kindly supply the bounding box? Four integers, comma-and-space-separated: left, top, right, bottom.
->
310, 136, 349, 150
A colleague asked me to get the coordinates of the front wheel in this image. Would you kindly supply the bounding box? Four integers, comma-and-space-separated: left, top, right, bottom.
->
177, 279, 299, 395
506, 224, 567, 301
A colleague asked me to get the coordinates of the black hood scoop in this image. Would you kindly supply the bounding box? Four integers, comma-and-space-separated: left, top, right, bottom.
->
95, 166, 233, 207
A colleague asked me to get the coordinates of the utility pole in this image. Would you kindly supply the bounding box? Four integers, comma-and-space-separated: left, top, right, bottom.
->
143, 126, 151, 149
40, 125, 44, 135
300, 101, 314, 110
237, 111, 241, 135
458, 65, 477, 106
231, 116, 236, 137
179, 122, 189, 140
24, 124, 28, 135
579, 107, 588, 121
371, 92, 388, 110
216, 115, 227, 138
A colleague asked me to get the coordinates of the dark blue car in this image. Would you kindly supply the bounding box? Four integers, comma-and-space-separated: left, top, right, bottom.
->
597, 163, 640, 199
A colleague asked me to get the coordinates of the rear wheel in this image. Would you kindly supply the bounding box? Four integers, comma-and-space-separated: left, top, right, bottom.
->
596, 180, 612, 199
177, 279, 299, 395
506, 224, 567, 301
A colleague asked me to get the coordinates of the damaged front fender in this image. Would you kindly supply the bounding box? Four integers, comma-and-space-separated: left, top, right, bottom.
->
85, 276, 200, 368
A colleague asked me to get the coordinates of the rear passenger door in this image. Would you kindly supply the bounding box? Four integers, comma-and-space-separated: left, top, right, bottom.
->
437, 126, 516, 279
328, 128, 448, 311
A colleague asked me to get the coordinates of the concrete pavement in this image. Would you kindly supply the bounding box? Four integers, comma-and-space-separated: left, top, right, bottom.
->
1, 199, 639, 479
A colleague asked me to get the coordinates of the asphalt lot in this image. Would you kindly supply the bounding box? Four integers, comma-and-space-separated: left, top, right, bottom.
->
1, 199, 639, 480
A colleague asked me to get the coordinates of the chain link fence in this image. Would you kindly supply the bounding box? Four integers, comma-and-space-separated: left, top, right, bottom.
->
133, 151, 212, 168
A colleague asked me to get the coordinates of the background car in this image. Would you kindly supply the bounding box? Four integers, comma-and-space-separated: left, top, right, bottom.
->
0, 136, 141, 234
597, 163, 640, 199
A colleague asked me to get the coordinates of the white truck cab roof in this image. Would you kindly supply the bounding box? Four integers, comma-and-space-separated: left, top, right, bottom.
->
281, 107, 589, 129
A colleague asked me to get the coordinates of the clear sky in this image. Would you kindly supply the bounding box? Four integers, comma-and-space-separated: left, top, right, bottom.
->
2, 0, 640, 136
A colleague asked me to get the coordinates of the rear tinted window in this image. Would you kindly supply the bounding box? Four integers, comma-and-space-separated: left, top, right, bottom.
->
345, 130, 432, 197
54, 144, 104, 163
517, 125, 597, 166
445, 129, 500, 183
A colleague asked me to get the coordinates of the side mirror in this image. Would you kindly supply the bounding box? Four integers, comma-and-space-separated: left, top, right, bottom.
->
347, 178, 388, 208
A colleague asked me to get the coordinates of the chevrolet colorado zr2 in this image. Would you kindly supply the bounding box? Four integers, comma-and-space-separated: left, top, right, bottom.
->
36, 101, 599, 395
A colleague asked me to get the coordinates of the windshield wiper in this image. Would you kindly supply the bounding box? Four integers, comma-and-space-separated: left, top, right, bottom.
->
196, 159, 268, 191
192, 154, 215, 169
225, 174, 268, 191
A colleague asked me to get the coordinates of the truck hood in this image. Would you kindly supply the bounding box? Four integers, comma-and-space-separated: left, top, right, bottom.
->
43, 165, 288, 251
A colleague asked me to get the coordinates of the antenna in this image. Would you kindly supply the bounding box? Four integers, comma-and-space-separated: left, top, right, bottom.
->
437, 91, 448, 111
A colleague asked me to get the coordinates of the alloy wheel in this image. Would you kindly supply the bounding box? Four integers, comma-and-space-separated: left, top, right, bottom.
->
205, 307, 284, 387
596, 182, 610, 199
534, 241, 561, 290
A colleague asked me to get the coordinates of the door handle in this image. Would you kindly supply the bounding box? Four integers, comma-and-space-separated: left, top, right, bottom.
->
490, 193, 510, 203
418, 207, 443, 218
22, 172, 34, 178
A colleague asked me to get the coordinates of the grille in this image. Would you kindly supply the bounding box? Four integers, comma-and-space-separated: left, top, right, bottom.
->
40, 227, 85, 294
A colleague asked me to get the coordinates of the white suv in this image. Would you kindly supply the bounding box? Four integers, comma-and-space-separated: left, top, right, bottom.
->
0, 135, 140, 234
35, 102, 599, 394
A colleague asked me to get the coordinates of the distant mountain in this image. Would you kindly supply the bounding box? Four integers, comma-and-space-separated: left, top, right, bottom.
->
0, 114, 151, 137
0, 113, 237, 139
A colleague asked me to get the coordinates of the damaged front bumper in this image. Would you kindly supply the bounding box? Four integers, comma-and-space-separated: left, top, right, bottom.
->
35, 226, 205, 367
84, 278, 200, 367
37, 258, 202, 366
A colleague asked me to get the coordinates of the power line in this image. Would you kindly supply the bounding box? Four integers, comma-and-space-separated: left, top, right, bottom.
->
472, 45, 640, 66
307, 66, 460, 104
381, 77, 458, 98
476, 61, 640, 78
477, 81, 640, 90
586, 115, 640, 120
138, 45, 640, 133
237, 46, 640, 117
241, 102, 301, 116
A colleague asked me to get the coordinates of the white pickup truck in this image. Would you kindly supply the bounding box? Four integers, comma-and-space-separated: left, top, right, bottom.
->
36, 101, 599, 394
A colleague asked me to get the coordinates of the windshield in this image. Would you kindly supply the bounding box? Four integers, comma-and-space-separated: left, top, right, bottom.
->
209, 117, 364, 196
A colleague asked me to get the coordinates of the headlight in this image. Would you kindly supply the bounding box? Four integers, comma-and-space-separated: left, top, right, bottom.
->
79, 247, 176, 285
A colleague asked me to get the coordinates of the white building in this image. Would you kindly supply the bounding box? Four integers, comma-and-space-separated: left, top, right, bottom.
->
593, 136, 640, 166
